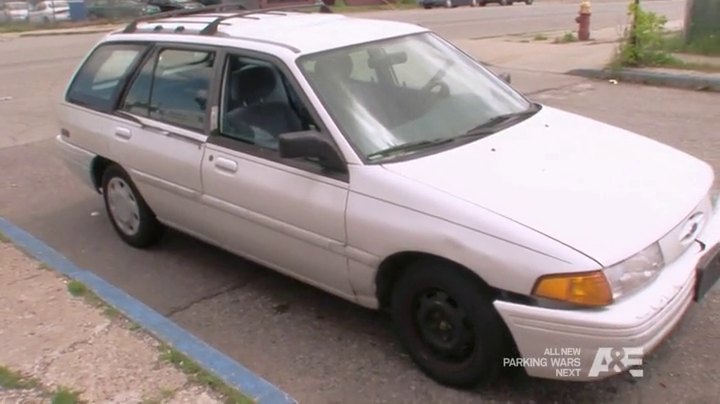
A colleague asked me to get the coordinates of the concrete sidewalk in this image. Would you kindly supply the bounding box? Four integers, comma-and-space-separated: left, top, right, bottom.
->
457, 20, 684, 73
452, 19, 720, 93
0, 239, 243, 404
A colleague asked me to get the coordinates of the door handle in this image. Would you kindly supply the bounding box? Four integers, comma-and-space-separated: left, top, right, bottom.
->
214, 157, 238, 173
115, 127, 132, 140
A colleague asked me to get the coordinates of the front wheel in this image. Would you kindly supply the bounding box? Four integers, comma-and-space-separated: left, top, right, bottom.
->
390, 259, 508, 388
101, 164, 164, 248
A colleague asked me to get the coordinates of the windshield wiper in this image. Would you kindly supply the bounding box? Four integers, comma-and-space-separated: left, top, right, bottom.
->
463, 103, 541, 137
366, 137, 455, 160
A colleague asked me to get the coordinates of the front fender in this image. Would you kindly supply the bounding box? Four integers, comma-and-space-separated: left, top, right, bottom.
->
345, 165, 598, 308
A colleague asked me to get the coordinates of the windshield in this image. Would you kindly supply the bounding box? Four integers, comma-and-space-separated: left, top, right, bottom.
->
297, 32, 533, 161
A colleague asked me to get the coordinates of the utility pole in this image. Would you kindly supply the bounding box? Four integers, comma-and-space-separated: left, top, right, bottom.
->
629, 0, 640, 47
685, 0, 720, 44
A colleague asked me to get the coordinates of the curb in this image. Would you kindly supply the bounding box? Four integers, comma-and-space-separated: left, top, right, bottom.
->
18, 27, 117, 37
0, 217, 297, 404
568, 67, 720, 92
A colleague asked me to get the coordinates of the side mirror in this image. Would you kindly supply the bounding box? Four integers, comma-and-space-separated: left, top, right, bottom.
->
278, 130, 346, 172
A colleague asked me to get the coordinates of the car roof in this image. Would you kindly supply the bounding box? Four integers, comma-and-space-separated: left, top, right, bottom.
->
121, 11, 429, 56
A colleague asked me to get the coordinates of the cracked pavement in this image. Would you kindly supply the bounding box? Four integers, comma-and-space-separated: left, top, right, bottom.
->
0, 242, 226, 404
1, 2, 719, 402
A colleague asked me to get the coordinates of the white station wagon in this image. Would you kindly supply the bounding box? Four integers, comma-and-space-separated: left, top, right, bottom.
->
56, 2, 720, 388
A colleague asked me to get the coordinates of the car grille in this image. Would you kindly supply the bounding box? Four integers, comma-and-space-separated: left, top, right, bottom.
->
658, 193, 713, 264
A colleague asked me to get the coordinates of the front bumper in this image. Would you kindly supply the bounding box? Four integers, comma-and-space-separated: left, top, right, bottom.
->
494, 205, 720, 381
55, 134, 97, 192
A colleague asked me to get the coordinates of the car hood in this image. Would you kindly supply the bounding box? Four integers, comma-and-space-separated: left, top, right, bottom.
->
381, 106, 714, 266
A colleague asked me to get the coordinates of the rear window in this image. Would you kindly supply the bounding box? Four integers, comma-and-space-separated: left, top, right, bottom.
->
66, 43, 148, 112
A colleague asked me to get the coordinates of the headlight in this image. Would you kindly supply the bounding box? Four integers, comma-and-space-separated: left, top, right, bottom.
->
603, 242, 664, 300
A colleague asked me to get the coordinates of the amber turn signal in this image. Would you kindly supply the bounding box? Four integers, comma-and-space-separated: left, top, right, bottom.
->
532, 270, 613, 307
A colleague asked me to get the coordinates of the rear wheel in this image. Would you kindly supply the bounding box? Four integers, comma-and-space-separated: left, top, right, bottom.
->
101, 164, 164, 248
390, 259, 508, 388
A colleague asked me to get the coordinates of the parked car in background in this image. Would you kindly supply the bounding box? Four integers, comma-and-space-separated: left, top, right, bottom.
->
87, 0, 161, 20
479, 0, 533, 5
147, 0, 204, 12
419, 0, 532, 8
1, 1, 29, 22
27, 1, 70, 23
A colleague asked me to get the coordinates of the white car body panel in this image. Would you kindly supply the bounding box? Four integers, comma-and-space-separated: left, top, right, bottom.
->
54, 11, 720, 383
345, 164, 601, 305
382, 106, 715, 266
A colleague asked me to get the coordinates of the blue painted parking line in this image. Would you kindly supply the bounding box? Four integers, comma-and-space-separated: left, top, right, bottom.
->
0, 217, 297, 404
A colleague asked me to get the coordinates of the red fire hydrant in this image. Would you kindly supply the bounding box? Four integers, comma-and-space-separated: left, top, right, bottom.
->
575, 0, 592, 41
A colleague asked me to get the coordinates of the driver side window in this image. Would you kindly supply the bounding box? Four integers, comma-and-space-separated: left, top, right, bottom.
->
219, 55, 314, 151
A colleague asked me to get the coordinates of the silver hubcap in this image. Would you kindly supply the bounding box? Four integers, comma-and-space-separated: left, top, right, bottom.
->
107, 177, 140, 236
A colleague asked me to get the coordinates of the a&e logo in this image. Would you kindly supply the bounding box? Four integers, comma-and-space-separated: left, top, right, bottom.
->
588, 347, 644, 378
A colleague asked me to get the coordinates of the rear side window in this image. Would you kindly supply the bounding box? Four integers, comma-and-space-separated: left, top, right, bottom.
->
66, 43, 148, 111
120, 48, 215, 132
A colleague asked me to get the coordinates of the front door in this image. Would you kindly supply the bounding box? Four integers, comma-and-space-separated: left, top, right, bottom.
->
200, 51, 354, 298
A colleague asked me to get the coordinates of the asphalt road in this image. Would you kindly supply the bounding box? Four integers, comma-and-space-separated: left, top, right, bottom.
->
2, 1, 719, 403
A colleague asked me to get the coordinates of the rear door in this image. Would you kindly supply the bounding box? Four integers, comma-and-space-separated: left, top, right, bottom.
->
108, 44, 221, 233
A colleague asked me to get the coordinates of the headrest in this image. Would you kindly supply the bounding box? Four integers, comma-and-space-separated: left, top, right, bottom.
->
314, 52, 353, 79
232, 65, 277, 104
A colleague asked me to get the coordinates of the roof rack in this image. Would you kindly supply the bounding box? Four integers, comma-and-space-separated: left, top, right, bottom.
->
122, 1, 332, 35
123, 3, 249, 33
200, 1, 333, 35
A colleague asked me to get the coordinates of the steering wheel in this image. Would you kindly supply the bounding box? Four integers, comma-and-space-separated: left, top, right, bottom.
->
420, 64, 451, 102
424, 80, 450, 99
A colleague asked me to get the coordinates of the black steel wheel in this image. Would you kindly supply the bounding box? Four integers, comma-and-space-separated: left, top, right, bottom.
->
390, 258, 508, 388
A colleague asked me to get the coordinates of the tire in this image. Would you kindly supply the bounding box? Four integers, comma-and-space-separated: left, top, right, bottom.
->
423, 4, 432, 8
471, 0, 478, 6
101, 164, 164, 248
390, 259, 508, 388
525, 0, 533, 4
444, 0, 452, 8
